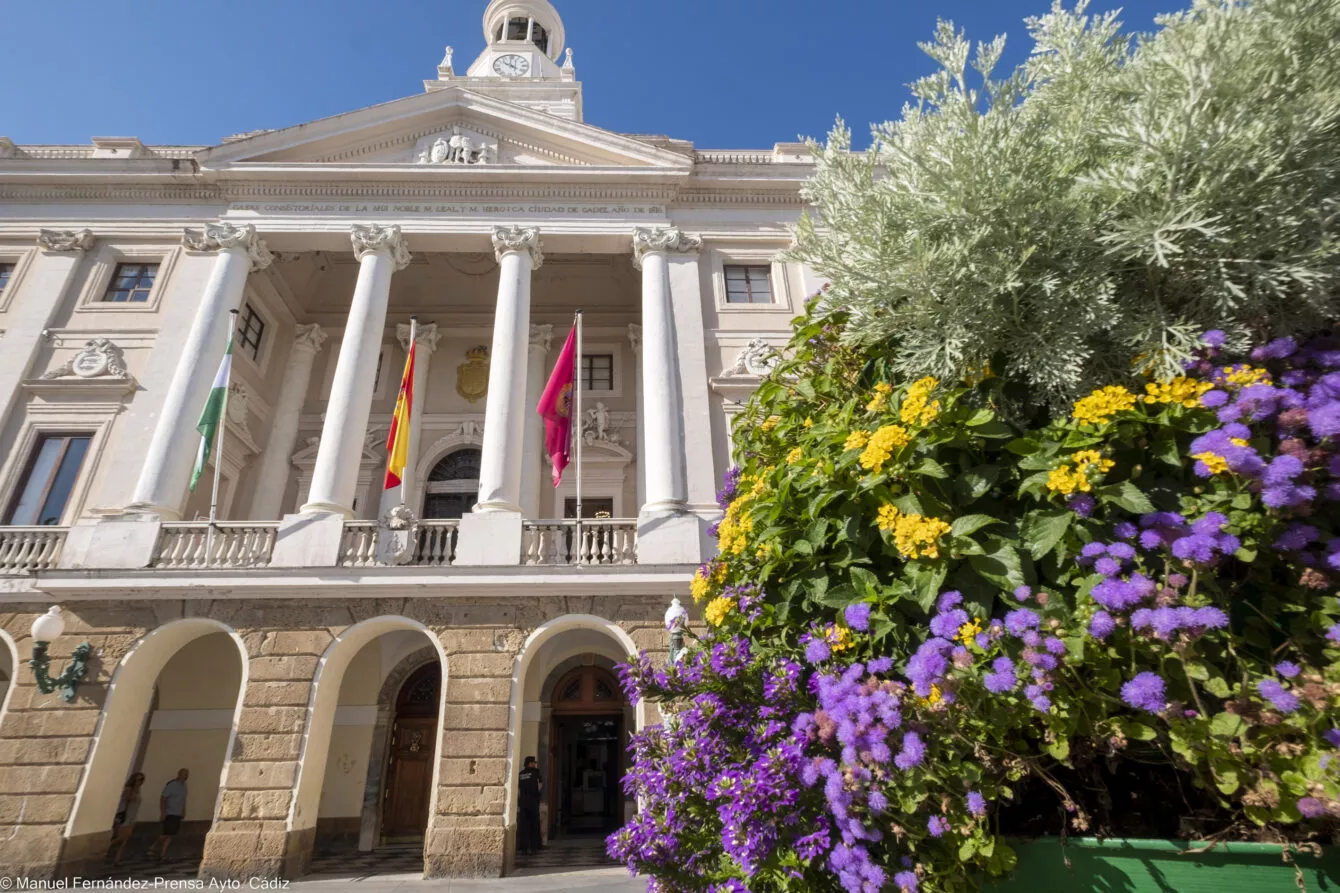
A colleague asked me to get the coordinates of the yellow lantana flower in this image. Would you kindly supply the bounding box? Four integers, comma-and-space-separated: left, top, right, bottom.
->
844, 430, 871, 451
1223, 365, 1271, 388
786, 447, 804, 465
859, 425, 912, 473
760, 415, 781, 432
866, 383, 893, 413
877, 506, 953, 560
1194, 452, 1230, 475
1046, 449, 1115, 495
1144, 377, 1213, 408
704, 597, 735, 626
957, 618, 983, 645
1072, 385, 1138, 426
803, 417, 814, 429
900, 377, 941, 427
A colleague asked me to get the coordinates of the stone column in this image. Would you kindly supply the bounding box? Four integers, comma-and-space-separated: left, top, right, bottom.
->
520, 323, 552, 519
377, 322, 440, 519
632, 227, 700, 514
474, 226, 542, 514
248, 325, 327, 520
301, 224, 411, 517
628, 323, 645, 512
0, 230, 94, 438
127, 223, 272, 519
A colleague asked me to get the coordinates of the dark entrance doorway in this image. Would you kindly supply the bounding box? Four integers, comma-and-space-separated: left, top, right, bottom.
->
381, 663, 439, 843
547, 666, 625, 838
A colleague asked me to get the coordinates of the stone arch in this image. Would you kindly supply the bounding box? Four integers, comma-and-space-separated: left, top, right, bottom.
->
287, 617, 447, 873
355, 645, 438, 850
504, 614, 642, 867
0, 627, 17, 734
65, 619, 249, 842
412, 430, 483, 514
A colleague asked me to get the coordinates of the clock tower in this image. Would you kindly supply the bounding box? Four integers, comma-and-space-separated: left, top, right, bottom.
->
424, 0, 583, 122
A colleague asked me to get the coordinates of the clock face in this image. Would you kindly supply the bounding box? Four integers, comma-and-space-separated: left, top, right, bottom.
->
493, 54, 530, 77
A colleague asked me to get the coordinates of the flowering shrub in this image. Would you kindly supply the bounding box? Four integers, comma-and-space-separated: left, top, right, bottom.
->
609, 310, 1340, 892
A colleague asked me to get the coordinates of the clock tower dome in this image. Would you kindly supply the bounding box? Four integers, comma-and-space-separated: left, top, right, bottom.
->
425, 0, 583, 122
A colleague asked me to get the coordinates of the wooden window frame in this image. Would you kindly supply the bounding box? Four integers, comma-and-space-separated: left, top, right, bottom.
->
723, 264, 774, 305
582, 354, 614, 392
3, 432, 93, 526
237, 303, 266, 362
99, 262, 159, 304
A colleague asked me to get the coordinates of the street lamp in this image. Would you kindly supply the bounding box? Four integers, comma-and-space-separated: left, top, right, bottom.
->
29, 607, 92, 703
664, 597, 688, 664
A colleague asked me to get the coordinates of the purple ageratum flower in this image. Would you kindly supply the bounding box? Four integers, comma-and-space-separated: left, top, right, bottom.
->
984, 657, 1018, 693
926, 815, 948, 838
1025, 684, 1053, 712
1191, 512, 1229, 536
1089, 611, 1117, 639
1298, 797, 1328, 819
1326, 729, 1340, 747
845, 602, 872, 632
1310, 402, 1340, 439
1193, 607, 1230, 630
1044, 637, 1068, 655
1121, 672, 1167, 712
906, 639, 952, 697
1067, 494, 1095, 518
716, 465, 742, 510
1263, 454, 1305, 487
1202, 330, 1228, 348
1080, 542, 1108, 562
1094, 556, 1122, 576
929, 608, 969, 639
1013, 585, 1032, 602
805, 636, 831, 664
1107, 542, 1137, 560
1253, 336, 1298, 361
894, 731, 926, 770
1276, 524, 1319, 551
1114, 522, 1138, 540
1263, 482, 1317, 508
1257, 679, 1300, 713
967, 791, 988, 816
937, 590, 964, 612
1200, 389, 1230, 408
1275, 661, 1301, 678
1004, 609, 1041, 637
893, 871, 919, 892
868, 656, 894, 674
1171, 534, 1220, 565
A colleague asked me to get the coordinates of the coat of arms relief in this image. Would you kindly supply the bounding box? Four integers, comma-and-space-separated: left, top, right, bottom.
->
414, 125, 498, 166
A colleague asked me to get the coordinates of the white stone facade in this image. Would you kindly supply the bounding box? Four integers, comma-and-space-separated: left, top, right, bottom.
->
0, 0, 817, 881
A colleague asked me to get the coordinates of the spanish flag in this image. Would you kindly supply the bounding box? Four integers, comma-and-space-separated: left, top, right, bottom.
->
384, 336, 415, 491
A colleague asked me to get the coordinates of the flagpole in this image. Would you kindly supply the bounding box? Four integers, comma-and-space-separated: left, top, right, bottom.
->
574, 309, 584, 566
207, 309, 240, 563
403, 316, 418, 509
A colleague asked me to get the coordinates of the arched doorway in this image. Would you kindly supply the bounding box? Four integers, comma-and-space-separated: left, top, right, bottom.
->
423, 449, 480, 520
547, 665, 626, 840
381, 663, 440, 842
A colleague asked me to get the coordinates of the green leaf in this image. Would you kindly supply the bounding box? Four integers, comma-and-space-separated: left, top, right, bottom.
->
951, 514, 1000, 538
954, 465, 1000, 502
1150, 432, 1182, 467
1020, 509, 1073, 561
1215, 767, 1241, 795
972, 420, 1015, 439
958, 840, 978, 861
1210, 712, 1246, 739
1124, 722, 1157, 742
792, 538, 813, 556
913, 457, 950, 479
907, 561, 949, 612
1183, 660, 1210, 681
968, 537, 1026, 593
1204, 676, 1231, 698
1097, 480, 1155, 514
1047, 738, 1071, 761
892, 492, 925, 515
849, 566, 882, 600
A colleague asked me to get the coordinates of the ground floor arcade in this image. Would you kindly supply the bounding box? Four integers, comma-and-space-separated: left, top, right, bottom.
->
0, 592, 669, 881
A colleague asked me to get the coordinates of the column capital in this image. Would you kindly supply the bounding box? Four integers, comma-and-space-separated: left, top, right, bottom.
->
292, 323, 328, 355
397, 321, 441, 354
632, 226, 701, 270
492, 225, 543, 269
529, 323, 553, 353
38, 228, 95, 253
627, 323, 642, 354
351, 223, 412, 271
182, 222, 274, 271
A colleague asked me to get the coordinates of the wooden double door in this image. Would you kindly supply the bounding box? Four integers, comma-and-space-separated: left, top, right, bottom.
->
381, 664, 440, 842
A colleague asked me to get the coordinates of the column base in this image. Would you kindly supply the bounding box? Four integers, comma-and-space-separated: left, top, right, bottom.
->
120, 501, 182, 521
298, 500, 354, 518
426, 819, 504, 878
454, 512, 523, 566
198, 821, 299, 881
637, 510, 708, 565
269, 512, 347, 568
58, 518, 162, 570
473, 499, 524, 514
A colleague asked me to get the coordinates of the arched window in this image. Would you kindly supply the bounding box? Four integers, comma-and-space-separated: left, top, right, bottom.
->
423, 448, 481, 520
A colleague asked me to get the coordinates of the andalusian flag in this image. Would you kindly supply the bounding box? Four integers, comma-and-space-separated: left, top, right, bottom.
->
384, 336, 416, 491
189, 335, 233, 492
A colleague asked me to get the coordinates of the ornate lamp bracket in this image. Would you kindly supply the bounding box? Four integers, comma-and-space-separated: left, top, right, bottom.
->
28, 607, 92, 702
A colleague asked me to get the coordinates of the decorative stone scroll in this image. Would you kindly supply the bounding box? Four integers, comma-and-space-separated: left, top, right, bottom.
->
492, 225, 543, 268
37, 229, 95, 252
351, 223, 412, 271
42, 338, 133, 382
181, 222, 274, 271
631, 226, 702, 270
414, 125, 495, 166
530, 323, 553, 353
723, 338, 780, 377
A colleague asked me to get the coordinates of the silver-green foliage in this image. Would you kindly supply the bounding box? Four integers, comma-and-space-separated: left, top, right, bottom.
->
791, 0, 1340, 405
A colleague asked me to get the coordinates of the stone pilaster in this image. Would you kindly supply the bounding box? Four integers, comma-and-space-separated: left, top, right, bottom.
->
249, 324, 328, 520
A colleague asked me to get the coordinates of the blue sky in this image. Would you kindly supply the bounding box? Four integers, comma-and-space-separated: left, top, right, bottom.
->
1, 0, 1179, 149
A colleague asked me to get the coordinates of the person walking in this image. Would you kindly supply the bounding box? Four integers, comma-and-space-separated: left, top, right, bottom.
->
517, 756, 543, 856
152, 768, 189, 860
107, 773, 144, 866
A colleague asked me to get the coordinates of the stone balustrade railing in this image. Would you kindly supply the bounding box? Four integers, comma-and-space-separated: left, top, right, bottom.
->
151, 522, 278, 569
0, 527, 67, 574
414, 520, 460, 567
522, 519, 638, 566
339, 521, 379, 568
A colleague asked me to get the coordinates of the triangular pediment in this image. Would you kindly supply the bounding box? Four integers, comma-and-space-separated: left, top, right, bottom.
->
197, 87, 693, 171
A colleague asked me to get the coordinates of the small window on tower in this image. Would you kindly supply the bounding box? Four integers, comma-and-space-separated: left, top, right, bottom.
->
531, 21, 549, 52
507, 17, 529, 41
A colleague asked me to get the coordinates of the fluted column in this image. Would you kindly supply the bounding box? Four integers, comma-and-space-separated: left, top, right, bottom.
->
633, 227, 700, 514
128, 223, 273, 518
378, 321, 440, 517
302, 224, 411, 517
520, 323, 553, 518
474, 226, 542, 514
248, 324, 328, 519
628, 323, 646, 512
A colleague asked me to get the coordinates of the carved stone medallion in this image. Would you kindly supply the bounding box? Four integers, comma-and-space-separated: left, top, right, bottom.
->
456, 346, 490, 404
43, 338, 131, 381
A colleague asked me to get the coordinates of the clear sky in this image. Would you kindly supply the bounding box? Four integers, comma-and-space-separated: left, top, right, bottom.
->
1, 0, 1179, 149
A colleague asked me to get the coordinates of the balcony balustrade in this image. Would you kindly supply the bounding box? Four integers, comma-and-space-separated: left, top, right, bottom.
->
150, 522, 278, 569
0, 527, 67, 574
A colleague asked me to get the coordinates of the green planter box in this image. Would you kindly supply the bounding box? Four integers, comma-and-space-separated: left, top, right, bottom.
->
987, 837, 1339, 892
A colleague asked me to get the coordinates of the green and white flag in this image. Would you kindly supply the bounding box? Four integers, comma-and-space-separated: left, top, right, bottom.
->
190, 336, 233, 492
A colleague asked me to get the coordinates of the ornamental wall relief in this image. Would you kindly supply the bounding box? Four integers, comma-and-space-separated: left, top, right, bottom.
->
456, 346, 490, 403
42, 338, 136, 385
414, 126, 497, 166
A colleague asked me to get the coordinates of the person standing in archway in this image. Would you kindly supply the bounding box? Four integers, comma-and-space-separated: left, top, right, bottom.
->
152, 768, 189, 860
518, 756, 543, 856
107, 772, 144, 866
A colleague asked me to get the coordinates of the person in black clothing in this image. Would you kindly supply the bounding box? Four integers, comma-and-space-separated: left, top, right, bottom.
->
518, 756, 544, 856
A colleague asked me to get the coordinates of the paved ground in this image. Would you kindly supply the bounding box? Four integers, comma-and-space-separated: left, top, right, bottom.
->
292, 868, 645, 892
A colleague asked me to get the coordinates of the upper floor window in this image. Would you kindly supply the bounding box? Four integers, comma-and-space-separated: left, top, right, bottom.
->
101, 262, 157, 303
237, 303, 266, 362
0, 263, 14, 296
724, 265, 774, 304
583, 354, 614, 391
4, 433, 91, 526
